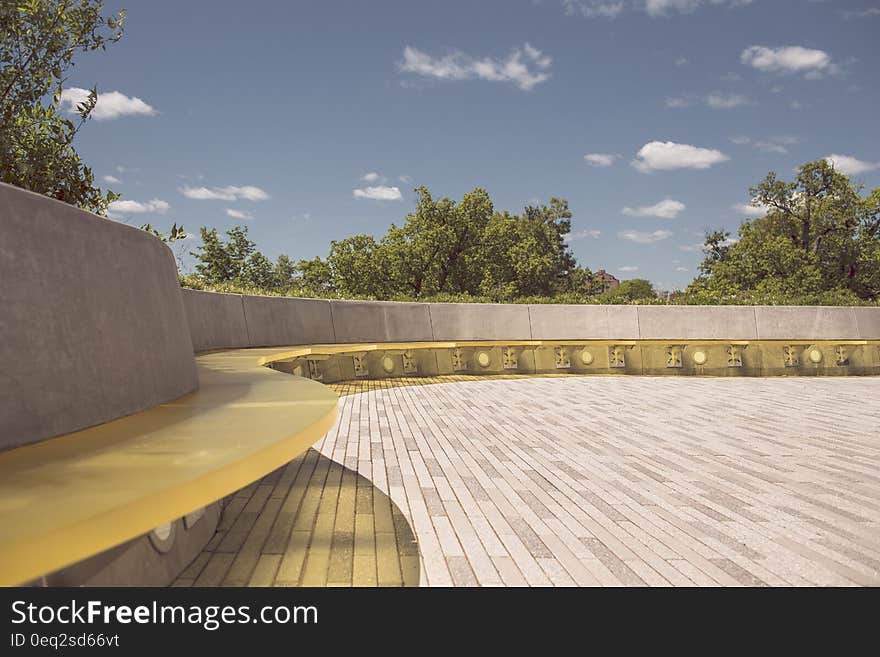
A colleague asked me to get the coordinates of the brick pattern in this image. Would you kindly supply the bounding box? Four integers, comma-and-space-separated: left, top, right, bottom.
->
179, 376, 880, 587
172, 448, 419, 587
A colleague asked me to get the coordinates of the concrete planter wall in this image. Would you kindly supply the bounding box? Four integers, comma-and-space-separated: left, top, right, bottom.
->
0, 183, 198, 449
182, 291, 880, 352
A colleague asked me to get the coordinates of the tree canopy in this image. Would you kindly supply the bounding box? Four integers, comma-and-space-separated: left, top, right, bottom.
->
687, 159, 880, 304
1, 0, 124, 214
186, 187, 614, 303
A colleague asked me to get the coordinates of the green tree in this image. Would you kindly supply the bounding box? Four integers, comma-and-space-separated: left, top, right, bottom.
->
327, 234, 388, 297
688, 159, 880, 302
479, 199, 578, 299
274, 254, 297, 287
296, 257, 334, 296
377, 186, 492, 297
191, 225, 275, 286
599, 278, 656, 303
1, 0, 124, 213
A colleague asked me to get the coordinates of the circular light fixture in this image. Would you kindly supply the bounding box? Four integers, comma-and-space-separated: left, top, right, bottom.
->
381, 355, 395, 373
580, 350, 593, 365
477, 351, 491, 368
808, 348, 822, 364
153, 523, 172, 541
149, 522, 175, 553
693, 350, 708, 366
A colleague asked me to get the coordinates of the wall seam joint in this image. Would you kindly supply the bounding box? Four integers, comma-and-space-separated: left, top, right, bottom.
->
240, 295, 252, 347
328, 300, 338, 344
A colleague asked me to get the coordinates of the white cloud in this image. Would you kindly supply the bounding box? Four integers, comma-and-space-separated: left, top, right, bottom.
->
108, 198, 169, 215
584, 153, 618, 167
665, 96, 692, 108
563, 1, 626, 18
679, 242, 705, 252
674, 266, 689, 272
632, 141, 729, 173
824, 154, 880, 176
706, 92, 750, 109
667, 93, 750, 109
353, 185, 403, 201
645, 0, 702, 16
842, 8, 880, 19
753, 141, 787, 154
618, 265, 639, 272
733, 202, 770, 216
102, 175, 121, 184
675, 56, 689, 67
741, 45, 835, 77
180, 185, 269, 201
399, 175, 412, 183
619, 229, 673, 243
732, 135, 798, 154
225, 208, 254, 220
292, 212, 312, 222
362, 172, 382, 183
563, 0, 753, 19
59, 87, 156, 120
565, 229, 602, 242
398, 43, 552, 91
622, 198, 686, 219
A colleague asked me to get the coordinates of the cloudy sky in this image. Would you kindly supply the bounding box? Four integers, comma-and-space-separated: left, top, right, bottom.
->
69, 0, 879, 290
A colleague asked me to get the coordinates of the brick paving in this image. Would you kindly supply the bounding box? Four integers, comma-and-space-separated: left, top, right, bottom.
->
178, 376, 880, 586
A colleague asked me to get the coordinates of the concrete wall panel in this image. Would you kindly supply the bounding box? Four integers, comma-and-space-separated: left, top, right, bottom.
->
528, 305, 640, 339
0, 183, 197, 449
754, 306, 859, 340
428, 303, 532, 341
330, 300, 433, 343
852, 307, 880, 340
181, 289, 249, 352
241, 296, 334, 347
637, 305, 758, 340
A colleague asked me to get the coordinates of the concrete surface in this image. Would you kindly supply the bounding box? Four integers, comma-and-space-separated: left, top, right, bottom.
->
181, 289, 249, 352
428, 302, 533, 341
527, 304, 640, 339
852, 307, 880, 340
0, 182, 197, 449
242, 296, 334, 347
637, 305, 759, 340
755, 306, 859, 340
182, 293, 875, 353
330, 300, 433, 343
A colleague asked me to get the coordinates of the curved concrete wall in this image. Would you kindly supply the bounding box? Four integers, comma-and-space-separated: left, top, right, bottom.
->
182, 290, 880, 352
0, 183, 198, 449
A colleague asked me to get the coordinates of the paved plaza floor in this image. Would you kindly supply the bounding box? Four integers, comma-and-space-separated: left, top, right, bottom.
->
176, 376, 880, 586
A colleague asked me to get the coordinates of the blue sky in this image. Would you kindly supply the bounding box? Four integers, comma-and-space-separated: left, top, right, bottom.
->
66, 0, 880, 290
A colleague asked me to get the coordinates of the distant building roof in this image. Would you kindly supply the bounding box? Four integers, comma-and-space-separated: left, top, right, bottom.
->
593, 269, 620, 291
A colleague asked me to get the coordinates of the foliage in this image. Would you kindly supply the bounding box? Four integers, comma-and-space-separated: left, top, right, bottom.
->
1, 0, 124, 214
323, 187, 582, 301
183, 163, 880, 307
596, 278, 657, 303
685, 159, 880, 303
140, 222, 187, 242
185, 186, 590, 302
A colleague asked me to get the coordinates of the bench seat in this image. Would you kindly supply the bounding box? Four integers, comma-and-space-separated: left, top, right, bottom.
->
0, 348, 338, 586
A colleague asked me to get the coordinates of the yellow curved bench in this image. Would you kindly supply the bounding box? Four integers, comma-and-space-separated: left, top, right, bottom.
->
0, 348, 338, 586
